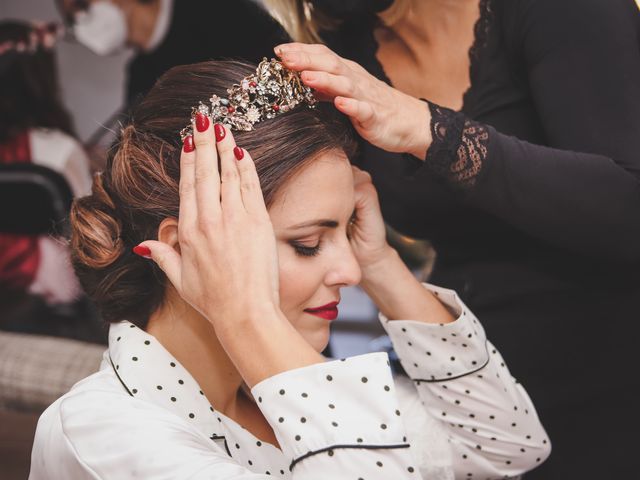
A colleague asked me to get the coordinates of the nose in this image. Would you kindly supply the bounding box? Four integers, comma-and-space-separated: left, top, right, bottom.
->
325, 240, 362, 287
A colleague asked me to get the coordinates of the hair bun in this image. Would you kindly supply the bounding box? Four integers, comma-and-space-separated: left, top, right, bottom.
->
70, 171, 124, 269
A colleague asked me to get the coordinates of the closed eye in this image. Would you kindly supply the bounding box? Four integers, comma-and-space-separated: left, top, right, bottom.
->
291, 241, 321, 257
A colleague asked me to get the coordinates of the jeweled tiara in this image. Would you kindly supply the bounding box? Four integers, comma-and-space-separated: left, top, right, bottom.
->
180, 58, 317, 140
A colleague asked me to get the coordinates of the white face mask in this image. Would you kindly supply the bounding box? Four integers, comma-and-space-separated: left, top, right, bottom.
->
73, 1, 128, 56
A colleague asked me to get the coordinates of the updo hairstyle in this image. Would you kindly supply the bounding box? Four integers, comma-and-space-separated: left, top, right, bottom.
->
70, 60, 356, 327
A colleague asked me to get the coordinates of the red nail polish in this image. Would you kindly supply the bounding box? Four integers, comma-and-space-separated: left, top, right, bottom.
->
195, 113, 209, 132
214, 123, 226, 142
183, 135, 195, 152
233, 146, 244, 161
133, 245, 151, 258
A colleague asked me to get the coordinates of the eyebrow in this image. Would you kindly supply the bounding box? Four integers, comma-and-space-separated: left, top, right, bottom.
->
287, 219, 339, 230
287, 210, 357, 230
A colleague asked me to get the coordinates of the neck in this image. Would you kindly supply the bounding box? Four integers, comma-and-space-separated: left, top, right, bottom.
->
146, 289, 245, 415
385, 0, 480, 43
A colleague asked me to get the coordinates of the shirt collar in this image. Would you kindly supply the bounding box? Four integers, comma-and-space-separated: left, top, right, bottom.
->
108, 321, 288, 474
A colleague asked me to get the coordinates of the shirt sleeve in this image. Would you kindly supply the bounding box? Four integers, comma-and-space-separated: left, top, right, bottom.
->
419, 0, 640, 262
380, 283, 551, 478
251, 353, 421, 478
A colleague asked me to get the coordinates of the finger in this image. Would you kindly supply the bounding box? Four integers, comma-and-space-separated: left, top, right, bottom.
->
351, 165, 373, 186
192, 112, 221, 224
214, 124, 243, 216
234, 147, 268, 217
178, 136, 197, 235
280, 50, 346, 76
274, 42, 334, 57
135, 241, 182, 292
301, 71, 356, 98
334, 96, 376, 127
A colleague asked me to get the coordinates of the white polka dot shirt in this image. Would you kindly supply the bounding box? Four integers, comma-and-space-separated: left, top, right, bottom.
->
29, 284, 550, 479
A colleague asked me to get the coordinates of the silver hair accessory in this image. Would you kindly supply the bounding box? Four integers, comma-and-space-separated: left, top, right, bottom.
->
180, 58, 317, 140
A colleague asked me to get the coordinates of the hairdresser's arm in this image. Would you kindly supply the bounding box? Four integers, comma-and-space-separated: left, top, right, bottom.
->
276, 43, 431, 160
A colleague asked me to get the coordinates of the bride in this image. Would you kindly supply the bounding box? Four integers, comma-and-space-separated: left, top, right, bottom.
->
30, 59, 549, 479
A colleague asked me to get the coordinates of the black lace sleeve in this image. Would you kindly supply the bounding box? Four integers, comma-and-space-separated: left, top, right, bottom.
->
422, 101, 490, 190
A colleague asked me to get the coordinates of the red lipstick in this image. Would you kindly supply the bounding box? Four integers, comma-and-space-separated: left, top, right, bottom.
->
304, 301, 339, 321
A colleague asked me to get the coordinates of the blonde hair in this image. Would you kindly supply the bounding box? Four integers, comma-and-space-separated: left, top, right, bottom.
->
264, 0, 412, 44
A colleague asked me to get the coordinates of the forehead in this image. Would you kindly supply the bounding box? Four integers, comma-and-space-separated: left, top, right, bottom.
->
268, 151, 354, 225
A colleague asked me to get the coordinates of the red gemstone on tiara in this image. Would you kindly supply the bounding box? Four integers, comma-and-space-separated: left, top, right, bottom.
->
227, 106, 235, 113
249, 81, 257, 87
272, 104, 280, 111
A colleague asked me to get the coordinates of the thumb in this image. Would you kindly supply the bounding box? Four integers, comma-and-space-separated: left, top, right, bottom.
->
134, 240, 182, 291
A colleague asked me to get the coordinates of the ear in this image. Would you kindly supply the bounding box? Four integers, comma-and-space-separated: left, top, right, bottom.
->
157, 217, 180, 253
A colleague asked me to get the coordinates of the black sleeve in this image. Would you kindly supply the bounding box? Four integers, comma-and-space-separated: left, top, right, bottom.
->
422, 0, 640, 262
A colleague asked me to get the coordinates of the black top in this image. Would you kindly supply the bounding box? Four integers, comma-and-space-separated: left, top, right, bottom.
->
126, 0, 289, 105
324, 1, 640, 476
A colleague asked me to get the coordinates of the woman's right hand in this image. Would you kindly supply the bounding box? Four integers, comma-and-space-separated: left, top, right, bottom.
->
275, 42, 432, 159
137, 115, 280, 334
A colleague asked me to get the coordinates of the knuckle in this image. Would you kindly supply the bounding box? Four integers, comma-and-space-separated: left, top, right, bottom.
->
193, 137, 211, 148
240, 180, 258, 193
179, 180, 195, 195
195, 169, 214, 184
221, 169, 240, 183
197, 216, 217, 233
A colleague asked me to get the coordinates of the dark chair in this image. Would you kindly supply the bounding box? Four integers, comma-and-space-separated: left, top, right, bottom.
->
0, 163, 73, 236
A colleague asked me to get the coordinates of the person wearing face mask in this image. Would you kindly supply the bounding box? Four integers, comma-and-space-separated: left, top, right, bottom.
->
57, 0, 289, 106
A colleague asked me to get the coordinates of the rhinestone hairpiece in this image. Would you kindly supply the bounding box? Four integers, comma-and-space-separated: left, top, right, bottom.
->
180, 58, 317, 140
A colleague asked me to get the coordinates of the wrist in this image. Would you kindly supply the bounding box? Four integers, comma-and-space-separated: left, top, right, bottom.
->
359, 246, 402, 288
403, 96, 432, 160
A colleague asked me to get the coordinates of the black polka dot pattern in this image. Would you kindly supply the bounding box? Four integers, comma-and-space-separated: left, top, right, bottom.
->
105, 303, 549, 480
378, 284, 552, 478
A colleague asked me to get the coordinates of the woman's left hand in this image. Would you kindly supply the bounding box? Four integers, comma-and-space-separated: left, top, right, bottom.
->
275, 42, 432, 159
349, 166, 394, 271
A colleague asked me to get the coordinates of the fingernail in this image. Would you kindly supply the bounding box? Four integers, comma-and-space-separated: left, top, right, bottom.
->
233, 146, 244, 161
133, 245, 151, 258
214, 123, 226, 142
274, 45, 284, 56
183, 135, 195, 152
303, 71, 315, 82
283, 52, 297, 65
195, 113, 209, 132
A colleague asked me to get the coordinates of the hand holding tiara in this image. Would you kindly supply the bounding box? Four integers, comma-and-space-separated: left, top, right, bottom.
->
275, 43, 433, 161
180, 58, 317, 140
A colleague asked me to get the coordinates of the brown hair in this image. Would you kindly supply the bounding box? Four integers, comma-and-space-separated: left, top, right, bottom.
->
70, 60, 356, 327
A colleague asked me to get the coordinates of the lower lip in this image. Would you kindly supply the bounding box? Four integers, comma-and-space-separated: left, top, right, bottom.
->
305, 307, 338, 321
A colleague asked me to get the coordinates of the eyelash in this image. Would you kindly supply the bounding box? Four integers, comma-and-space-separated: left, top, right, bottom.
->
291, 241, 322, 257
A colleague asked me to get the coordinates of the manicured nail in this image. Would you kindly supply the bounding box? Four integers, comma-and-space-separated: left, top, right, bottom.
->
302, 71, 315, 82
214, 123, 226, 142
195, 112, 209, 132
233, 146, 244, 161
274, 45, 283, 56
183, 135, 195, 152
133, 245, 151, 258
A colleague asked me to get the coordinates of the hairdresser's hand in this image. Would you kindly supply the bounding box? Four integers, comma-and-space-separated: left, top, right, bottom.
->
348, 166, 394, 272
276, 42, 431, 160
139, 117, 280, 332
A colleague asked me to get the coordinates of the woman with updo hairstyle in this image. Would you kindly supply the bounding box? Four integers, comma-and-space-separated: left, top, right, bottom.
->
31, 59, 549, 479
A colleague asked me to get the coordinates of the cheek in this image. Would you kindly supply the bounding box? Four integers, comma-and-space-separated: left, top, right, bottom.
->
277, 245, 320, 320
